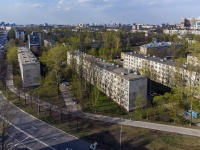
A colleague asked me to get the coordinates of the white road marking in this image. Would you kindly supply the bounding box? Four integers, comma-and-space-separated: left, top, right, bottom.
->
6, 133, 32, 150
12, 136, 29, 147
0, 116, 56, 150
52, 136, 59, 141
32, 126, 37, 130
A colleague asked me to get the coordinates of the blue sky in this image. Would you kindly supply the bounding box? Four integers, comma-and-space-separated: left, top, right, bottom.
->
0, 0, 199, 25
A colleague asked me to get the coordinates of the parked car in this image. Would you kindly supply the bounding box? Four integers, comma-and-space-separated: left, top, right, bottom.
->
185, 110, 199, 119
62, 82, 70, 86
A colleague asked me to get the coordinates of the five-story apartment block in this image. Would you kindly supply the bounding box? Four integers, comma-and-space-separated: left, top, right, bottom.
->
18, 47, 41, 87
67, 51, 147, 111
122, 52, 200, 97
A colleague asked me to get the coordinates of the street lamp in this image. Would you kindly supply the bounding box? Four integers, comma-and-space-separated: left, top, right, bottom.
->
37, 93, 40, 115
120, 117, 123, 149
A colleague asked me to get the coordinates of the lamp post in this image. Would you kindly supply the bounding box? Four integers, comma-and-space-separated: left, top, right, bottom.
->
38, 93, 40, 115
120, 117, 123, 149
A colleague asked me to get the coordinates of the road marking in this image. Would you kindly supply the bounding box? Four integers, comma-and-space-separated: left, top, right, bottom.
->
32, 126, 37, 130
11, 123, 56, 150
52, 136, 59, 141
6, 133, 32, 150
0, 115, 56, 150
12, 136, 29, 147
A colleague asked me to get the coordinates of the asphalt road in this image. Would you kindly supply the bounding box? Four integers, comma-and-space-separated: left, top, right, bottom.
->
0, 93, 91, 150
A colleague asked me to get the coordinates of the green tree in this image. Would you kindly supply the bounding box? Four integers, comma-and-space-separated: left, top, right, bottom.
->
133, 93, 147, 119
6, 46, 18, 66
90, 84, 100, 113
7, 29, 15, 40
40, 44, 67, 94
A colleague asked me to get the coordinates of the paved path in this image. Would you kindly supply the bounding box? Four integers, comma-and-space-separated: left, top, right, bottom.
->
6, 65, 200, 139
60, 86, 82, 113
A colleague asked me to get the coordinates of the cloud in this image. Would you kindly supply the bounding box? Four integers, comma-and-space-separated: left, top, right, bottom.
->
77, 0, 94, 3
54, 0, 114, 11
32, 3, 43, 8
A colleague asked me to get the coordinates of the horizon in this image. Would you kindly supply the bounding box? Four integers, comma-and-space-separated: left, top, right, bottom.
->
0, 0, 199, 25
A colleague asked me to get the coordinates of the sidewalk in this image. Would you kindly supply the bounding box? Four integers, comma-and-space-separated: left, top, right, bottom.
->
59, 85, 82, 113
6, 65, 200, 138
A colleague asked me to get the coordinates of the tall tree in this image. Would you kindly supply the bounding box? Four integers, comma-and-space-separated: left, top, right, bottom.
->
7, 29, 15, 41
40, 44, 68, 94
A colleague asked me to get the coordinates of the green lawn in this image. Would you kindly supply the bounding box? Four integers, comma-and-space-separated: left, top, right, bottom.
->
81, 92, 129, 117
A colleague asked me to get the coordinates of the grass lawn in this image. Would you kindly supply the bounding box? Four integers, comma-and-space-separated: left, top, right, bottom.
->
81, 92, 129, 118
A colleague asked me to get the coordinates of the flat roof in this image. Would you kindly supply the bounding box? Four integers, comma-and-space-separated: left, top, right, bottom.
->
71, 51, 146, 81
18, 47, 39, 64
140, 42, 182, 48
123, 52, 174, 66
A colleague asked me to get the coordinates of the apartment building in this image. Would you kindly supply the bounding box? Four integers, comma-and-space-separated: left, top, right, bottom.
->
67, 51, 147, 111
18, 47, 41, 87
44, 39, 56, 48
180, 17, 200, 29
28, 31, 41, 52
122, 52, 200, 96
163, 29, 200, 35
140, 41, 182, 58
15, 30, 25, 41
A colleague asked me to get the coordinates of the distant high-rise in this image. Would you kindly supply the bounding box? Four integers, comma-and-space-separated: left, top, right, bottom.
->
180, 17, 200, 29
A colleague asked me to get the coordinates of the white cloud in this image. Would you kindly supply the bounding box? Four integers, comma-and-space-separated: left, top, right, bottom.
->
32, 3, 43, 8
54, 0, 114, 11
77, 0, 94, 3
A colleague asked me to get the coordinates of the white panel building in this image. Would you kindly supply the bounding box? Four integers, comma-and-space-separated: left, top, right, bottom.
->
122, 52, 200, 97
67, 51, 147, 111
18, 47, 41, 87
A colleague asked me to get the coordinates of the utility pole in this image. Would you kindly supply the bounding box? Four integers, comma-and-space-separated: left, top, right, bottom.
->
38, 93, 40, 115
76, 101, 78, 131
120, 118, 123, 149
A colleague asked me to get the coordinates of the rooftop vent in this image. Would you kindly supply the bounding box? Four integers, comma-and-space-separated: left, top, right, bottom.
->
160, 59, 165, 62
121, 72, 126, 76
116, 65, 119, 68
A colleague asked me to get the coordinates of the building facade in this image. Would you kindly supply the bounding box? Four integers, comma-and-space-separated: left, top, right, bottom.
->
139, 41, 182, 58
44, 39, 56, 48
180, 17, 200, 29
122, 52, 200, 97
67, 51, 147, 111
15, 30, 25, 41
28, 31, 41, 52
18, 47, 41, 87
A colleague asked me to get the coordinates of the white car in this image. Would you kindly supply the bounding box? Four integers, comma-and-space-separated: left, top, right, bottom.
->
62, 82, 70, 86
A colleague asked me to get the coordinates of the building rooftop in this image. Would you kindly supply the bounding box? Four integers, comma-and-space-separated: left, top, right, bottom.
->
141, 41, 173, 48
72, 51, 146, 81
140, 41, 182, 48
18, 47, 39, 64
123, 52, 175, 66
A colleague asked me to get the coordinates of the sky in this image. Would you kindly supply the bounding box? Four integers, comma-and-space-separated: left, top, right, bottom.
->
0, 0, 200, 25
